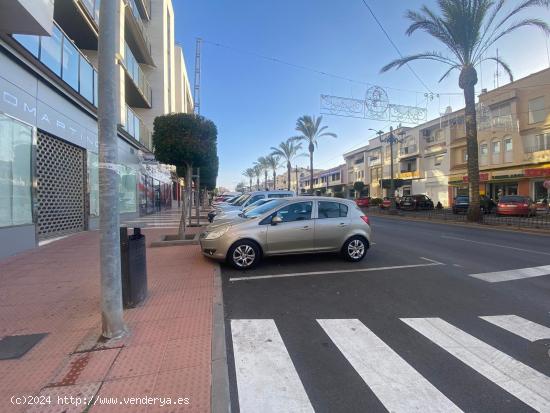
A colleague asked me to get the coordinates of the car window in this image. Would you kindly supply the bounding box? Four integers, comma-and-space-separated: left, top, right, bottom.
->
500, 196, 526, 203
456, 196, 469, 202
268, 193, 292, 198
275, 202, 313, 222
244, 199, 286, 218
246, 195, 264, 205
318, 201, 348, 219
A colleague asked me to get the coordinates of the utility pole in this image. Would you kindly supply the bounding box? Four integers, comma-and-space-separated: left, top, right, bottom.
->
193, 38, 202, 115
97, 0, 126, 339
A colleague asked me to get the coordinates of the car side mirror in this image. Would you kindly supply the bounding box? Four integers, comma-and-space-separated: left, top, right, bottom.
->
271, 215, 283, 225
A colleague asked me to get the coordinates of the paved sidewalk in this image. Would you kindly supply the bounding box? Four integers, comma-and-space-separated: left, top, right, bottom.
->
0, 222, 217, 412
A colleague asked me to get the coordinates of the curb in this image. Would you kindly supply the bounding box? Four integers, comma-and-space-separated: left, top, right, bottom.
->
369, 213, 550, 236
211, 265, 231, 413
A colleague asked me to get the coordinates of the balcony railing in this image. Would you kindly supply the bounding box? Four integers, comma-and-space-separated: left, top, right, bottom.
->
79, 0, 101, 25
123, 42, 152, 106
13, 23, 98, 107
124, 105, 151, 149
125, 0, 153, 61
399, 145, 418, 156
477, 115, 518, 132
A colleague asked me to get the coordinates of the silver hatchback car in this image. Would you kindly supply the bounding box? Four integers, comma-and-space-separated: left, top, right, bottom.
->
200, 196, 372, 269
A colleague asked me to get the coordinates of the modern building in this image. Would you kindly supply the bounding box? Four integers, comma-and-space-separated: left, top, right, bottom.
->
275, 166, 311, 192
0, 0, 194, 258
299, 164, 347, 196
448, 68, 550, 202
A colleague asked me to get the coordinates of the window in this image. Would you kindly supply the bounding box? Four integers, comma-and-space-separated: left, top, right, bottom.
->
480, 143, 488, 155
434, 155, 444, 166
61, 38, 79, 91
528, 97, 545, 124
0, 114, 33, 227
13, 34, 39, 57
461, 149, 468, 162
492, 140, 501, 154
40, 25, 62, 75
318, 201, 348, 219
79, 56, 94, 103
504, 137, 513, 152
275, 202, 312, 222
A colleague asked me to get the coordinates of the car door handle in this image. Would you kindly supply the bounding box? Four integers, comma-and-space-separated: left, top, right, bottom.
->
299, 225, 311, 230
338, 223, 348, 227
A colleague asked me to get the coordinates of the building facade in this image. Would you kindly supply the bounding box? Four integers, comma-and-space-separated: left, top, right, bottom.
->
275, 166, 311, 193
299, 164, 347, 196
0, 0, 193, 258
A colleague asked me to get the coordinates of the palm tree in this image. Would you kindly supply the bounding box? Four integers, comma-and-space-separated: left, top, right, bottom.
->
255, 156, 270, 190
294, 115, 337, 193
243, 168, 255, 192
265, 154, 281, 190
253, 164, 262, 190
381, 0, 550, 221
270, 138, 305, 191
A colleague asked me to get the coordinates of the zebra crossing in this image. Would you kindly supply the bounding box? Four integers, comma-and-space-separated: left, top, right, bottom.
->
229, 315, 550, 412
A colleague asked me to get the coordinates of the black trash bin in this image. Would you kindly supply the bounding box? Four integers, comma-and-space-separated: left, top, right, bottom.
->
120, 227, 148, 308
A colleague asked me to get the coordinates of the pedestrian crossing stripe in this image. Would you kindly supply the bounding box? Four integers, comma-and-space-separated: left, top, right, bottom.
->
230, 316, 550, 413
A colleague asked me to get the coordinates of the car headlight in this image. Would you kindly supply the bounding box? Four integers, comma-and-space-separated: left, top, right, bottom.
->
204, 226, 230, 240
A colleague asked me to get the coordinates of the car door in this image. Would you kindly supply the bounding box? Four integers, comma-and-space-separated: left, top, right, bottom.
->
314, 201, 350, 251
265, 201, 314, 254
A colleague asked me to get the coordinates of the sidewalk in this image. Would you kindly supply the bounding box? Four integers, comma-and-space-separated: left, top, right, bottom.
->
0, 218, 219, 412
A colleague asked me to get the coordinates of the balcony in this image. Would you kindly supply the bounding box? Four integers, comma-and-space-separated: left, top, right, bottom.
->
124, 0, 154, 66
122, 42, 152, 108
477, 115, 518, 133
399, 145, 418, 157
12, 23, 98, 107
123, 105, 152, 149
53, 0, 99, 50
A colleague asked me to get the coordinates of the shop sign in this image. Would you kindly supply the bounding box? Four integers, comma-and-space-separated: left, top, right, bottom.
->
399, 171, 419, 179
491, 169, 524, 180
525, 167, 550, 177
463, 172, 490, 183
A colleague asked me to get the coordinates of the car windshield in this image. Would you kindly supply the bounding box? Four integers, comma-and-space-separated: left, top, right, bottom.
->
233, 194, 251, 206
242, 199, 285, 218
500, 196, 527, 203
242, 198, 270, 213
456, 196, 469, 202
227, 194, 245, 205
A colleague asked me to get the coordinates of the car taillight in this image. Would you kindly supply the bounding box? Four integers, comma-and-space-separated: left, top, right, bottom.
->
522, 203, 528, 207
361, 216, 369, 224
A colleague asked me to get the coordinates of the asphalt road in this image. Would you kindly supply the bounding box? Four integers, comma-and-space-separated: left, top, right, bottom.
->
220, 216, 550, 413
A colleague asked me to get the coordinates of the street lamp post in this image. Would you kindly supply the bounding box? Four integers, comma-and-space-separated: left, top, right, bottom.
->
369, 126, 404, 210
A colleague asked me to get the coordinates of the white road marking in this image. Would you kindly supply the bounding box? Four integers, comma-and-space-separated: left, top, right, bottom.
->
229, 257, 444, 282
401, 317, 550, 412
441, 235, 550, 256
480, 315, 550, 342
230, 320, 313, 413
318, 319, 462, 413
469, 265, 550, 282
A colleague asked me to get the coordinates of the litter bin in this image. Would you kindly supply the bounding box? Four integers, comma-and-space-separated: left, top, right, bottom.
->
120, 227, 148, 308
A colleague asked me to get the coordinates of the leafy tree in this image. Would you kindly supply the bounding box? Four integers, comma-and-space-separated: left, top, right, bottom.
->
253, 164, 262, 190
270, 138, 305, 191
381, 0, 550, 221
265, 154, 281, 190
294, 115, 337, 193
153, 113, 218, 238
255, 156, 270, 190
353, 181, 366, 198
235, 182, 246, 192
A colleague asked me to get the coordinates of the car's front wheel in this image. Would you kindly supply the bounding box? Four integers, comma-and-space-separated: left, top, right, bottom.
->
343, 236, 368, 262
228, 240, 261, 270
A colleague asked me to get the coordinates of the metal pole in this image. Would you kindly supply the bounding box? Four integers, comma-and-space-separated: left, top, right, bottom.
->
98, 0, 126, 339
196, 167, 200, 226
389, 126, 396, 210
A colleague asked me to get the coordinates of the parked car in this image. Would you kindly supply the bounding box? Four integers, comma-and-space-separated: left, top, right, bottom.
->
399, 195, 434, 211
496, 195, 537, 217
355, 197, 370, 208
379, 197, 393, 209
535, 197, 548, 213
200, 197, 372, 269
213, 192, 240, 203
208, 190, 295, 222
212, 198, 279, 223
452, 195, 495, 214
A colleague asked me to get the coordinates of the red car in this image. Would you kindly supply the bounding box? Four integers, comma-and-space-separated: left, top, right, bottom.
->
379, 197, 393, 209
496, 195, 537, 217
355, 197, 370, 208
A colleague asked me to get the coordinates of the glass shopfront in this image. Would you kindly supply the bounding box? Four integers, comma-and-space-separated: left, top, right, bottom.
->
87, 152, 99, 217
0, 114, 33, 228
119, 166, 137, 214
534, 181, 549, 201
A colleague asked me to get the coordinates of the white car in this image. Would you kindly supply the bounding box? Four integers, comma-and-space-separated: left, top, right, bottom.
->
213, 198, 279, 223
209, 190, 295, 222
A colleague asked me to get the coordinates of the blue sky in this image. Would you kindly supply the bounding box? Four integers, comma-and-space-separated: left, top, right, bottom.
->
173, 0, 550, 190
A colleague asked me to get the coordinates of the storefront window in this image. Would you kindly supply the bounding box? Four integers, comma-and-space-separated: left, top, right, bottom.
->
87, 152, 99, 216
40, 25, 62, 76
79, 56, 94, 104
62, 38, 79, 91
534, 181, 549, 201
0, 114, 33, 228
119, 166, 137, 213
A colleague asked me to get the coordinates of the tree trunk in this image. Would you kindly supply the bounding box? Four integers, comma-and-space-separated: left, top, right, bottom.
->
264, 170, 268, 190
186, 164, 193, 228
178, 184, 187, 239
249, 178, 252, 192
256, 176, 260, 190
309, 142, 314, 194
287, 161, 291, 191
98, 0, 126, 339
195, 167, 200, 225
460, 66, 481, 222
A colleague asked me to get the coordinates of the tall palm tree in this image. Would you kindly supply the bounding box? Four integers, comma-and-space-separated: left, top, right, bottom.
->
255, 156, 270, 190
243, 168, 255, 192
253, 164, 262, 190
294, 115, 337, 193
265, 154, 281, 190
270, 138, 305, 191
381, 0, 550, 221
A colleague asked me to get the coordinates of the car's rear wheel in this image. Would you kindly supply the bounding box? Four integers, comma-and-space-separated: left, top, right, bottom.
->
228, 240, 261, 270
342, 236, 368, 262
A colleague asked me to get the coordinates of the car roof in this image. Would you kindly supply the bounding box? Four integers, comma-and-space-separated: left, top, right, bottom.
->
247, 190, 295, 195
283, 196, 356, 205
